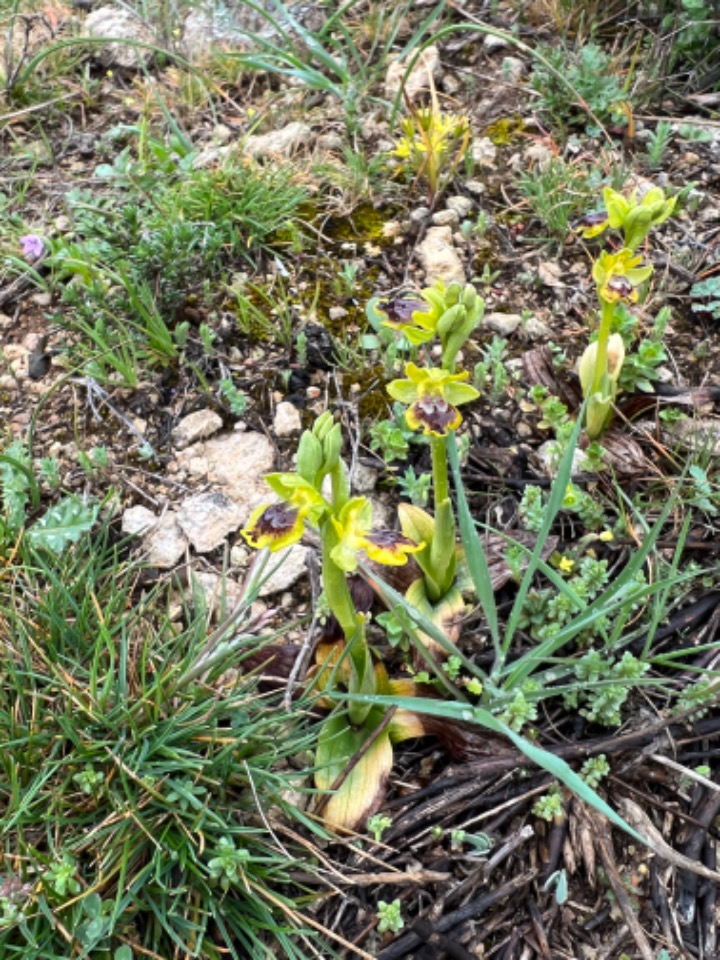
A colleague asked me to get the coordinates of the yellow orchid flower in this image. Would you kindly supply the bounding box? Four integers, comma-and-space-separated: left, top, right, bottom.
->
387, 362, 479, 436
241, 474, 327, 552
241, 502, 306, 552
575, 210, 610, 239
592, 249, 653, 304
330, 497, 423, 573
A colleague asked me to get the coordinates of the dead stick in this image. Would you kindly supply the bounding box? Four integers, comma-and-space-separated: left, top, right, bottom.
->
377, 870, 538, 960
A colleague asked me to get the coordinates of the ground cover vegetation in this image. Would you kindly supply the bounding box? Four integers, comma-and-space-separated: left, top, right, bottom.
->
0, 0, 719, 957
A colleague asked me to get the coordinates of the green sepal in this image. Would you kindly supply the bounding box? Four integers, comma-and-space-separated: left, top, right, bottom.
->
402, 326, 435, 346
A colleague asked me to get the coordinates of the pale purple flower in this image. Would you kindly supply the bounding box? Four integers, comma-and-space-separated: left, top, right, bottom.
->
20, 234, 44, 260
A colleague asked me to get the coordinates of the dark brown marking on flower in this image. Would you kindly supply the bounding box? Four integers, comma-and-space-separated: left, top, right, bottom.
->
253, 503, 299, 536
367, 529, 417, 550
575, 211, 608, 230
606, 275, 634, 299
411, 397, 460, 434
379, 298, 429, 325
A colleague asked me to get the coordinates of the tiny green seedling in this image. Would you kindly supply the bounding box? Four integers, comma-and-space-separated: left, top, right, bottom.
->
367, 814, 393, 842
376, 899, 404, 934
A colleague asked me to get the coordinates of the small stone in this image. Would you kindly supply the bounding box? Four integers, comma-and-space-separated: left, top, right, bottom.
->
230, 544, 250, 568
369, 498, 392, 529
212, 124, 234, 144
258, 544, 310, 596
465, 180, 486, 196
192, 145, 232, 169
521, 317, 553, 341
189, 571, 243, 620
525, 142, 554, 169
180, 2, 257, 60
446, 195, 473, 219
317, 132, 344, 152
472, 137, 497, 169
143, 512, 188, 568
351, 462, 379, 494
441, 73, 461, 96
382, 220, 404, 239
244, 122, 313, 159
172, 409, 223, 449
501, 56, 526, 83
516, 421, 533, 439
537, 440, 588, 478
432, 209, 460, 228
537, 261, 565, 288
274, 401, 302, 437
173, 430, 275, 507
409, 206, 431, 225
176, 491, 244, 553
30, 292, 52, 307
84, 6, 155, 68
484, 312, 522, 336
385, 45, 440, 102
417, 226, 466, 285
329, 306, 348, 320
484, 33, 508, 52
121, 504, 157, 536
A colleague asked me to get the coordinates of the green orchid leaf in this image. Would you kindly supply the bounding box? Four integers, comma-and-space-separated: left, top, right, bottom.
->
315, 710, 393, 831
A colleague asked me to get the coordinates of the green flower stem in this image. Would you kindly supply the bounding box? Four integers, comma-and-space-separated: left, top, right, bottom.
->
431, 436, 449, 507
321, 520, 361, 642
320, 520, 375, 726
591, 299, 615, 397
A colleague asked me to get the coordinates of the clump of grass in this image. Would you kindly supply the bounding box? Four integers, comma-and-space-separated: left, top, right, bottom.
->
517, 157, 595, 238
40, 130, 308, 383
530, 42, 629, 132
0, 518, 329, 958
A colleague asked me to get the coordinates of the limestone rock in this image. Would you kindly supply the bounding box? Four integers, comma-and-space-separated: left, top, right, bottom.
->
143, 512, 188, 568
84, 6, 155, 68
258, 544, 310, 596
417, 226, 465, 285
472, 137, 497, 170
521, 317, 553, 341
121, 504, 157, 536
484, 312, 522, 336
244, 122, 313, 159
446, 196, 474, 219
502, 56, 526, 83
351, 461, 379, 494
173, 430, 275, 512
176, 491, 244, 553
432, 209, 460, 228
188, 571, 244, 620
385, 45, 441, 102
172, 409, 224, 449
273, 400, 302, 437
182, 3, 252, 60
